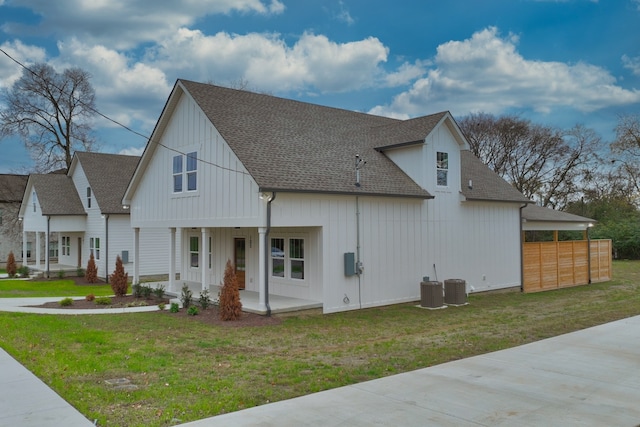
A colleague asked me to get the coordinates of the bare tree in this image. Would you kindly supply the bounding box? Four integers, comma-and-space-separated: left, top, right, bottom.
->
0, 63, 97, 172
459, 113, 601, 209
610, 114, 640, 203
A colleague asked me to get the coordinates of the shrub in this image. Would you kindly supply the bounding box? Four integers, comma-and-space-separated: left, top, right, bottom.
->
219, 259, 242, 321
141, 285, 152, 299
158, 302, 166, 311
76, 267, 84, 277
6, 251, 17, 278
85, 294, 95, 301
57, 269, 65, 279
180, 284, 193, 308
110, 255, 128, 297
94, 296, 112, 305
187, 306, 199, 316
17, 265, 29, 277
153, 284, 166, 299
169, 302, 179, 313
59, 297, 73, 307
85, 252, 98, 283
132, 283, 142, 298
199, 289, 212, 310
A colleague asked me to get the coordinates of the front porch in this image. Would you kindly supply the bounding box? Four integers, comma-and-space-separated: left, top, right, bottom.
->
156, 281, 322, 315
26, 261, 79, 278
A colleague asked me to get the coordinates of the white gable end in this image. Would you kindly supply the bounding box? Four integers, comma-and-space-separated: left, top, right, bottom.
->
129, 92, 262, 228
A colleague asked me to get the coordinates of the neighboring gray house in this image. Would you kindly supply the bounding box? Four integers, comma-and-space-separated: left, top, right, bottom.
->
123, 80, 531, 314
19, 152, 171, 279
0, 174, 29, 266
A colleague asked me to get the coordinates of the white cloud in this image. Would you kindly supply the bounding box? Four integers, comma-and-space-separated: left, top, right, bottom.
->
0, 40, 47, 87
370, 27, 640, 118
336, 1, 355, 25
623, 54, 640, 76
145, 29, 389, 93
1, 0, 285, 50
118, 146, 145, 156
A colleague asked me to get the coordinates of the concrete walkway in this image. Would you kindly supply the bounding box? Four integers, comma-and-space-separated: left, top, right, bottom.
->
1, 296, 639, 426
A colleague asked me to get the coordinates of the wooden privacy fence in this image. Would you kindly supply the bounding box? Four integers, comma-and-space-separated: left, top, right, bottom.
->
523, 239, 612, 293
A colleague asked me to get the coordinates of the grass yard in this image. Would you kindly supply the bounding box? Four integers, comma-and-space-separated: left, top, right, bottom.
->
0, 261, 639, 426
0, 278, 113, 298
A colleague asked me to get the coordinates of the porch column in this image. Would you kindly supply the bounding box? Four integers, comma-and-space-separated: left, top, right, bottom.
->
201, 227, 208, 292
35, 232, 41, 269
169, 228, 176, 292
133, 227, 140, 285
258, 227, 267, 312
22, 231, 27, 265
44, 230, 49, 276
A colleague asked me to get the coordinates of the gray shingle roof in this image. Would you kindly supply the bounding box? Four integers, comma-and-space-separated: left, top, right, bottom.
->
180, 80, 432, 198
0, 174, 28, 202
30, 174, 86, 216
522, 204, 595, 223
460, 150, 531, 204
76, 152, 140, 214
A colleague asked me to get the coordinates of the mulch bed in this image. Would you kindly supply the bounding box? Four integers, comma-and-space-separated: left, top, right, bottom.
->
27, 275, 281, 327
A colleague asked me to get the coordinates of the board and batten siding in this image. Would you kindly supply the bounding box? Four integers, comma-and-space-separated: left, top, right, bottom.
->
129, 93, 262, 229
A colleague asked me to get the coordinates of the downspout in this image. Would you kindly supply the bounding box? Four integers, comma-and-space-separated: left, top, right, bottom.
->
356, 196, 362, 309
104, 214, 109, 283
264, 192, 277, 317
519, 204, 527, 292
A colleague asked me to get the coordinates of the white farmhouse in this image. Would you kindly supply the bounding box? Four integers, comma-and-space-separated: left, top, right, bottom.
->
123, 80, 532, 314
19, 152, 170, 280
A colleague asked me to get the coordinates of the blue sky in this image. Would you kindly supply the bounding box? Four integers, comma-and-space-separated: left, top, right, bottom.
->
0, 0, 639, 173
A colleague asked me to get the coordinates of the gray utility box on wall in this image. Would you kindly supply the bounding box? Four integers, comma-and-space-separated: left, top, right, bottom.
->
444, 279, 467, 305
420, 281, 443, 308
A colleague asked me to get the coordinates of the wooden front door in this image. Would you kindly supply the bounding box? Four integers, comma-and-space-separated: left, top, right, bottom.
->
77, 237, 82, 268
234, 238, 246, 290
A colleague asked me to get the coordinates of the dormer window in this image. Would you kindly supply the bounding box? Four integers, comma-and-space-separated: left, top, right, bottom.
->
437, 152, 449, 187
87, 187, 92, 208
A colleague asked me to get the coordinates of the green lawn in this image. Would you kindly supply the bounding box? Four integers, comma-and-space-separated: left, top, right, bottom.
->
0, 279, 113, 298
0, 261, 639, 426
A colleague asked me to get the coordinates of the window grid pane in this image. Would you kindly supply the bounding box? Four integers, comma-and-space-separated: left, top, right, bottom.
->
190, 236, 199, 268
271, 238, 285, 277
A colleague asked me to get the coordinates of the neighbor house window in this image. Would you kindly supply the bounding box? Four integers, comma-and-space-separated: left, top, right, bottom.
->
90, 237, 100, 260
25, 242, 32, 259
190, 236, 199, 268
87, 187, 92, 208
172, 152, 198, 193
49, 241, 59, 258
173, 155, 183, 192
186, 152, 197, 191
436, 152, 449, 186
62, 236, 70, 256
270, 237, 304, 280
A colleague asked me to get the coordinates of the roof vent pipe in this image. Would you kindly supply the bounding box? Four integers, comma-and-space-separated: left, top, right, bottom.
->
355, 154, 366, 187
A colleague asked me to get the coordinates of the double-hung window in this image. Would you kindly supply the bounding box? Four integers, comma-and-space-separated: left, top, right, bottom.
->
172, 152, 198, 193
190, 236, 199, 268
90, 237, 100, 260
62, 236, 70, 256
436, 152, 449, 187
87, 187, 92, 208
270, 237, 305, 280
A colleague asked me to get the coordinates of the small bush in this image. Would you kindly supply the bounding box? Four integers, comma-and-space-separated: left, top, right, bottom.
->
17, 266, 29, 278
169, 302, 179, 313
158, 302, 166, 311
110, 255, 128, 297
6, 251, 17, 278
76, 267, 84, 277
85, 294, 95, 301
85, 252, 98, 283
199, 289, 212, 310
57, 269, 65, 279
141, 285, 152, 299
132, 283, 142, 298
180, 284, 193, 308
153, 284, 166, 299
187, 306, 199, 316
219, 259, 242, 321
59, 297, 73, 307
94, 296, 112, 305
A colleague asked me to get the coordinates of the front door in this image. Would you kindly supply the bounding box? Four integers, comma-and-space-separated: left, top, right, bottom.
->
77, 237, 82, 268
234, 238, 246, 290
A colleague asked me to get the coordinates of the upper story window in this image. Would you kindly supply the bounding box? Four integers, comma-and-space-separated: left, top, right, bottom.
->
436, 152, 449, 187
173, 152, 198, 193
32, 191, 37, 212
87, 187, 92, 208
